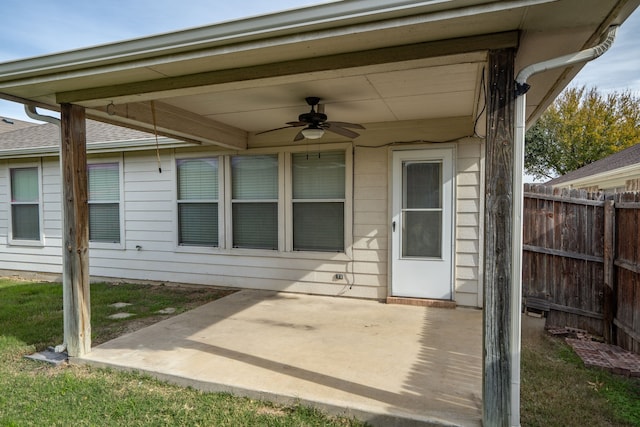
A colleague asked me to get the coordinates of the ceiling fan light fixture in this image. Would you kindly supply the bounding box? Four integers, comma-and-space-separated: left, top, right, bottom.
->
301, 125, 324, 140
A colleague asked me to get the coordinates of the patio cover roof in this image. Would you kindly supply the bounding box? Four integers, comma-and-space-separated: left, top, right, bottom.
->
0, 0, 638, 150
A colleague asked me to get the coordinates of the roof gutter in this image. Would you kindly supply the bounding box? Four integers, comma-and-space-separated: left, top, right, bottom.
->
509, 24, 619, 427
0, 137, 190, 159
0, 0, 552, 85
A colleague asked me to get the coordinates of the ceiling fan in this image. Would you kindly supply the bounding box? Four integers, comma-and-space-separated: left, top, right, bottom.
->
257, 97, 365, 141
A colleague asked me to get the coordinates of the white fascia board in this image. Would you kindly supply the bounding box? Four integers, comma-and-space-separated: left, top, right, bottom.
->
0, 137, 192, 159
557, 164, 640, 190
0, 0, 550, 83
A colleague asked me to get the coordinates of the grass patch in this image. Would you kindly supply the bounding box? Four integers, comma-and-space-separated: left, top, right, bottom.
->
0, 279, 365, 426
521, 318, 640, 426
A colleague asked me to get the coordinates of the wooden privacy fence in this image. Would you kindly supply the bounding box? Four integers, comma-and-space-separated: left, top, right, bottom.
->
522, 184, 640, 354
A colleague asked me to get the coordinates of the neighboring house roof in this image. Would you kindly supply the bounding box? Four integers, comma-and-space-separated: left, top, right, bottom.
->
547, 142, 640, 189
0, 117, 39, 133
0, 118, 191, 158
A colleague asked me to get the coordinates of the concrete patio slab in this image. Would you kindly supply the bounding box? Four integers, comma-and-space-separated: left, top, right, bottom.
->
76, 290, 482, 426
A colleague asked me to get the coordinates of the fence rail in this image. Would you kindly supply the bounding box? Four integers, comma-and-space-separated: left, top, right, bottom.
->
523, 184, 640, 354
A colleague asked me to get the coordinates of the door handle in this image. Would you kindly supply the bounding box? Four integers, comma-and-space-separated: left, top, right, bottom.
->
392, 221, 396, 232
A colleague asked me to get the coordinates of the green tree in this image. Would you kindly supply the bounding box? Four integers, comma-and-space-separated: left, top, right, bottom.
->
524, 86, 640, 180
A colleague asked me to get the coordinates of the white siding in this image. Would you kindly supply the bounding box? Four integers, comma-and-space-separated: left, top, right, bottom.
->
0, 158, 63, 273
353, 147, 388, 297
455, 138, 484, 307
0, 133, 484, 306
84, 146, 387, 299
0, 160, 7, 241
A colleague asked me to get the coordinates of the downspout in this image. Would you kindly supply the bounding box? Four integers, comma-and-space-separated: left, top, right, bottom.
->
511, 25, 618, 427
24, 105, 67, 353
24, 105, 60, 126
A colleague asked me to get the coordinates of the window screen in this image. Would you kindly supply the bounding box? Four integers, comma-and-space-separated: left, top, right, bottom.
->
292, 151, 345, 252
177, 158, 219, 246
10, 167, 40, 240
232, 155, 278, 249
88, 163, 120, 243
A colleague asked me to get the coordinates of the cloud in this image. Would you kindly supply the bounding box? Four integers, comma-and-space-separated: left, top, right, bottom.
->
571, 8, 640, 93
0, 0, 331, 61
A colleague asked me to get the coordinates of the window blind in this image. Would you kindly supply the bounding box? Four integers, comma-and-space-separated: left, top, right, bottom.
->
179, 203, 218, 246
177, 158, 218, 200
88, 163, 120, 243
12, 205, 40, 240
293, 202, 344, 251
177, 158, 218, 246
10, 168, 38, 202
232, 155, 278, 199
88, 163, 119, 201
232, 203, 277, 249
232, 155, 278, 249
292, 151, 345, 199
89, 203, 120, 243
10, 167, 40, 240
292, 151, 345, 252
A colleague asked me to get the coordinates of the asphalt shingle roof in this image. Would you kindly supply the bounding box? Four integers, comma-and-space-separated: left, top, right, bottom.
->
547, 142, 640, 185
0, 117, 39, 134
0, 118, 155, 151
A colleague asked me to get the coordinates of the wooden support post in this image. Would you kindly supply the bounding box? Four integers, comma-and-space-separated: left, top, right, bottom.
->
603, 199, 616, 344
483, 48, 516, 427
60, 103, 91, 357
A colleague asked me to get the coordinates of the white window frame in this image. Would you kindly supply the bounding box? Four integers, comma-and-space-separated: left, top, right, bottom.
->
284, 144, 353, 258
87, 156, 125, 250
7, 160, 44, 246
174, 154, 225, 252
225, 153, 283, 251
173, 144, 352, 260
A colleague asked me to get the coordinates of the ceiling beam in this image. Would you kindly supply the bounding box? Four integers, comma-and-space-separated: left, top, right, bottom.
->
90, 101, 247, 150
0, 92, 246, 150
57, 31, 518, 104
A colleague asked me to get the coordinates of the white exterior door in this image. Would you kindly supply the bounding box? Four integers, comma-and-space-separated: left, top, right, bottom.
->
391, 148, 454, 299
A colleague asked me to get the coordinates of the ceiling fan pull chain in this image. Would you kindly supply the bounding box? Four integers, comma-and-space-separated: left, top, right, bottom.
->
150, 100, 162, 173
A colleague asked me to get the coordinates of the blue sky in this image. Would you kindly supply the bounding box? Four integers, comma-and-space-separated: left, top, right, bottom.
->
0, 0, 638, 122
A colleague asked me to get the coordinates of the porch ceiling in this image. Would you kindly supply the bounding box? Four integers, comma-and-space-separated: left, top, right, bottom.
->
0, 0, 638, 149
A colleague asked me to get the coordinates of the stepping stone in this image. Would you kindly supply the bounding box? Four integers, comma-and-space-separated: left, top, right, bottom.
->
110, 302, 132, 308
108, 312, 134, 319
25, 348, 68, 366
156, 307, 176, 314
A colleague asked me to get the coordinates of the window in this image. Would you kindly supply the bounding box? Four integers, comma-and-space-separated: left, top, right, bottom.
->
10, 167, 40, 241
177, 158, 218, 246
231, 155, 278, 249
292, 151, 345, 252
88, 163, 120, 243
175, 149, 349, 254
402, 161, 442, 258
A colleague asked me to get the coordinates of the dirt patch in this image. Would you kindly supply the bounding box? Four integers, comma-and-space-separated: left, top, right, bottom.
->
92, 283, 236, 346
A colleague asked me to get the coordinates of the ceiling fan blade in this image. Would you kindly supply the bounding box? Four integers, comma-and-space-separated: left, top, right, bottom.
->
326, 121, 365, 130
255, 125, 295, 135
325, 125, 360, 139
255, 122, 306, 135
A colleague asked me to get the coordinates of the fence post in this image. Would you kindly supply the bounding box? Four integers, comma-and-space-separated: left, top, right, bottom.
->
603, 199, 616, 344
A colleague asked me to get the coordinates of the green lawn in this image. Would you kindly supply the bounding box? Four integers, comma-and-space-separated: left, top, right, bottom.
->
0, 279, 365, 426
520, 317, 640, 426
